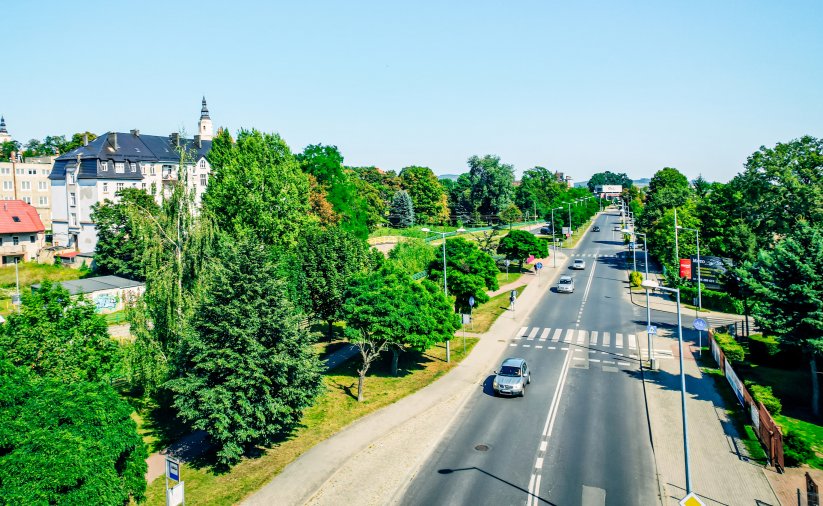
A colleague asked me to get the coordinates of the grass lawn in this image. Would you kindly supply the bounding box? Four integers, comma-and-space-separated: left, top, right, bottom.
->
0, 263, 85, 314
142, 337, 480, 505
774, 414, 823, 469
496, 268, 525, 287
463, 285, 526, 333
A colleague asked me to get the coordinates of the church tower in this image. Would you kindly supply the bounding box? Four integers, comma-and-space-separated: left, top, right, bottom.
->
0, 116, 11, 145
198, 97, 213, 141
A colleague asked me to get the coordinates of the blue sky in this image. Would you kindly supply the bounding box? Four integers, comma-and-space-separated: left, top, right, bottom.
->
3, 1, 821, 183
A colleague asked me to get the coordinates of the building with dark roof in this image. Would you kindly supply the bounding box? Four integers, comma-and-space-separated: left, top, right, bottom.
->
32, 275, 145, 314
0, 200, 46, 264
50, 98, 214, 253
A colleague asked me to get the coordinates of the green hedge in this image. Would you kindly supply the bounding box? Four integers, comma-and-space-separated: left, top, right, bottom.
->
746, 382, 782, 415
680, 285, 743, 314
748, 334, 779, 363
713, 332, 745, 363
783, 430, 815, 467
629, 271, 643, 287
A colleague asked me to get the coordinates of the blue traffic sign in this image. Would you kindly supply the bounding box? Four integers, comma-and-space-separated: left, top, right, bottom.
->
693, 318, 708, 331
647, 325, 657, 335
535, 262, 543, 270
468, 296, 475, 307
166, 458, 180, 482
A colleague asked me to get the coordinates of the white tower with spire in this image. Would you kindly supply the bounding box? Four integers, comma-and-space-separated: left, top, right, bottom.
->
0, 116, 11, 145
198, 97, 213, 141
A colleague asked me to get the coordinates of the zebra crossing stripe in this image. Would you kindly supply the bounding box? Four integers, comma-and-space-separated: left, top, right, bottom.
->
629, 334, 637, 350
528, 328, 539, 341
590, 331, 598, 345
552, 329, 562, 342
616, 333, 623, 347
576, 330, 586, 345
517, 326, 528, 338
603, 332, 610, 346
540, 328, 550, 341
564, 329, 574, 343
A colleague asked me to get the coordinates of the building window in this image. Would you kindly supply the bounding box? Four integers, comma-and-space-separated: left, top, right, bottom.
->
38, 181, 47, 191
141, 182, 147, 190
116, 182, 124, 191
115, 162, 125, 174
27, 169, 36, 175
130, 162, 136, 172
0, 168, 8, 175
200, 174, 207, 186
102, 182, 109, 193
29, 235, 35, 243
15, 168, 23, 175
70, 213, 77, 226
70, 193, 76, 206
150, 165, 156, 175
68, 172, 76, 184
12, 237, 19, 246
38, 196, 47, 205
100, 161, 108, 171
21, 181, 31, 191
199, 159, 206, 169
21, 197, 31, 204
41, 169, 48, 175
2, 181, 11, 191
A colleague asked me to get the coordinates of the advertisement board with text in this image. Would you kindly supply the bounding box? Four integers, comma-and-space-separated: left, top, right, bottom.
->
595, 185, 623, 194
690, 255, 732, 290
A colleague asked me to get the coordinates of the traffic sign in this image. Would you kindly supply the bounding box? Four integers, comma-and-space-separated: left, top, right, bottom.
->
647, 325, 657, 335
462, 314, 471, 325
166, 458, 180, 482
468, 296, 475, 307
505, 259, 511, 266
693, 318, 708, 331
679, 492, 705, 506
535, 262, 543, 270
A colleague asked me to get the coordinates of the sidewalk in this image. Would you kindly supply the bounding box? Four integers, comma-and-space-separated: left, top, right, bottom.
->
242, 251, 569, 505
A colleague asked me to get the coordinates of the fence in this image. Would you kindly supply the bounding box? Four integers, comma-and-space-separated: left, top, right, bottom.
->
708, 328, 784, 471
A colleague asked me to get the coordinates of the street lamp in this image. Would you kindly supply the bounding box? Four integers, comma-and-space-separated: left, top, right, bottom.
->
421, 227, 466, 363
627, 230, 652, 363
550, 207, 563, 267
622, 227, 637, 272
641, 279, 692, 495
564, 202, 573, 243
676, 226, 701, 310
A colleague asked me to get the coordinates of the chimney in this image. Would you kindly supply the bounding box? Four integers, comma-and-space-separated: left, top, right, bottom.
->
130, 129, 140, 137
194, 135, 202, 148
107, 132, 118, 150
169, 132, 180, 147
83, 133, 89, 146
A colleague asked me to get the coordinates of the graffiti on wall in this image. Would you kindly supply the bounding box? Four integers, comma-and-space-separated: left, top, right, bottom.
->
93, 293, 119, 313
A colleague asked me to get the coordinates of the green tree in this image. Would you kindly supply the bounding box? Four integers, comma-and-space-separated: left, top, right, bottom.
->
388, 238, 436, 276
399, 165, 450, 224
586, 171, 633, 193
514, 167, 565, 220
63, 131, 98, 152
204, 128, 311, 248
167, 236, 324, 466
0, 362, 147, 504
498, 202, 523, 227
342, 266, 459, 400
298, 145, 370, 239
0, 140, 20, 160
0, 281, 119, 383
497, 230, 549, 269
298, 225, 370, 341
740, 222, 823, 416
91, 188, 160, 281
389, 190, 415, 228
691, 175, 712, 200
467, 154, 515, 219
697, 181, 757, 265
428, 237, 498, 311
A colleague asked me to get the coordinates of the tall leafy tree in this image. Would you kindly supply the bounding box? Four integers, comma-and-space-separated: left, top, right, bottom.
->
514, 167, 565, 220
467, 154, 515, 219
587, 171, 633, 193
298, 144, 369, 239
388, 238, 436, 276
498, 202, 523, 226
342, 265, 459, 400
497, 230, 549, 269
0, 362, 147, 504
0, 281, 119, 383
167, 235, 323, 466
389, 190, 415, 227
204, 128, 311, 248
91, 187, 160, 281
299, 225, 370, 341
741, 223, 823, 415
0, 140, 20, 160
399, 165, 450, 224
428, 237, 499, 311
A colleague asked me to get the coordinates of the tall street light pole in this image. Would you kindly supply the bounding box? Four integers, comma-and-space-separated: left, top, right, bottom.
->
551, 207, 562, 267
674, 208, 680, 273
565, 202, 573, 247
632, 230, 652, 363
421, 227, 465, 363
642, 280, 691, 494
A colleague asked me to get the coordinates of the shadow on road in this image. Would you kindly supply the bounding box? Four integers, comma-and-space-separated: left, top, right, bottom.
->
437, 467, 559, 505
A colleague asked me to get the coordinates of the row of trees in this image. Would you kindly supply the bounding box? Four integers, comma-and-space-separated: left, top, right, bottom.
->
1, 131, 98, 160
630, 136, 823, 415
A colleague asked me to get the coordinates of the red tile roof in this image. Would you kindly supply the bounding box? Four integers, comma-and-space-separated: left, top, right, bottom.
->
0, 200, 45, 234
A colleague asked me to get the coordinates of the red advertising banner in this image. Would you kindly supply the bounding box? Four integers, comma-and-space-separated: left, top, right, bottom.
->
679, 259, 692, 278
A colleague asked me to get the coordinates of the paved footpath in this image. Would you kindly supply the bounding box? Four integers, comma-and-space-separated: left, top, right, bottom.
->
243, 251, 569, 506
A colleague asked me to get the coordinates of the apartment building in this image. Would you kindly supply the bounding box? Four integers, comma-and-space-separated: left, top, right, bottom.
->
0, 159, 53, 229
50, 98, 213, 253
0, 200, 46, 264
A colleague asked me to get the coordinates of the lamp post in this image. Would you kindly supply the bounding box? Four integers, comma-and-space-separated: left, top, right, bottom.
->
565, 201, 573, 244
674, 208, 680, 272
421, 227, 466, 363
550, 207, 562, 267
629, 230, 652, 363
642, 279, 691, 495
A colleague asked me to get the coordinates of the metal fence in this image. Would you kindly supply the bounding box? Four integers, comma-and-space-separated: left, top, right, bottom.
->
708, 328, 784, 471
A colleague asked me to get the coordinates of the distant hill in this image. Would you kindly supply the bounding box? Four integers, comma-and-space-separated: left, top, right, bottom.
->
438, 174, 460, 181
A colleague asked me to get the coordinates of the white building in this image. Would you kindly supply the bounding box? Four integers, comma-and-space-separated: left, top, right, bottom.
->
50, 99, 213, 253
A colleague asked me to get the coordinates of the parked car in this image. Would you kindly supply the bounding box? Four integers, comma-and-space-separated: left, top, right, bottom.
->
557, 275, 575, 293
572, 258, 586, 270
493, 357, 530, 397
592, 226, 600, 232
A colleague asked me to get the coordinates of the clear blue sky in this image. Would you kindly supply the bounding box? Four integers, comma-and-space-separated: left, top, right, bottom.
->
3, 0, 821, 183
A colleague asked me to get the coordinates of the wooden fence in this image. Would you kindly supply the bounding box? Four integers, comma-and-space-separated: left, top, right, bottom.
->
708, 328, 784, 471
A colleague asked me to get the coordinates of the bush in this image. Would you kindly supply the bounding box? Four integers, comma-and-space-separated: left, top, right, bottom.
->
783, 430, 815, 467
713, 332, 745, 363
746, 382, 782, 415
680, 285, 744, 314
629, 271, 643, 287
748, 334, 779, 362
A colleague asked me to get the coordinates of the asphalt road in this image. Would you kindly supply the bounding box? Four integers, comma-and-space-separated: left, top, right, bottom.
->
400, 212, 660, 506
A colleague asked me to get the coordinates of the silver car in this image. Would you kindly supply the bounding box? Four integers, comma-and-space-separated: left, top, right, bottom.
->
572, 258, 586, 270
557, 275, 575, 293
493, 357, 530, 397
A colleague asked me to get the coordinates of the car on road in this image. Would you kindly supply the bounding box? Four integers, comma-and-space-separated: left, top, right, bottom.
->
493, 357, 530, 397
592, 225, 600, 232
557, 275, 575, 293
539, 225, 553, 235
572, 258, 586, 270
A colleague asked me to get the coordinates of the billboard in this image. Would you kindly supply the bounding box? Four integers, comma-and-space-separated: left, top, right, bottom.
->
679, 259, 692, 279
690, 255, 732, 290
595, 185, 623, 194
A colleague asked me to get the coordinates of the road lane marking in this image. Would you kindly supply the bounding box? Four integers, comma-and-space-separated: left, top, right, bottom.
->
582, 485, 606, 506
535, 457, 544, 469
576, 329, 586, 345
539, 328, 550, 341
536, 345, 543, 349
603, 360, 616, 364
527, 474, 537, 506
589, 359, 600, 363
616, 333, 623, 348
603, 331, 610, 346
573, 356, 584, 361
517, 326, 528, 338
540, 441, 547, 451
564, 329, 574, 342
523, 344, 531, 348
527, 327, 539, 340
542, 340, 574, 438
548, 346, 556, 350
509, 343, 517, 347
552, 329, 562, 341
618, 361, 630, 366
629, 333, 637, 350
590, 330, 598, 345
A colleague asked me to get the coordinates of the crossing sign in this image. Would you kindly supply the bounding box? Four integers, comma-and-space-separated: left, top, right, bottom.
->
679, 492, 706, 506
647, 325, 657, 335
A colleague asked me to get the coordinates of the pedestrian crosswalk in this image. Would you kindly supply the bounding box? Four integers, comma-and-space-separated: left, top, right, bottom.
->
567, 253, 621, 258
510, 326, 671, 361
